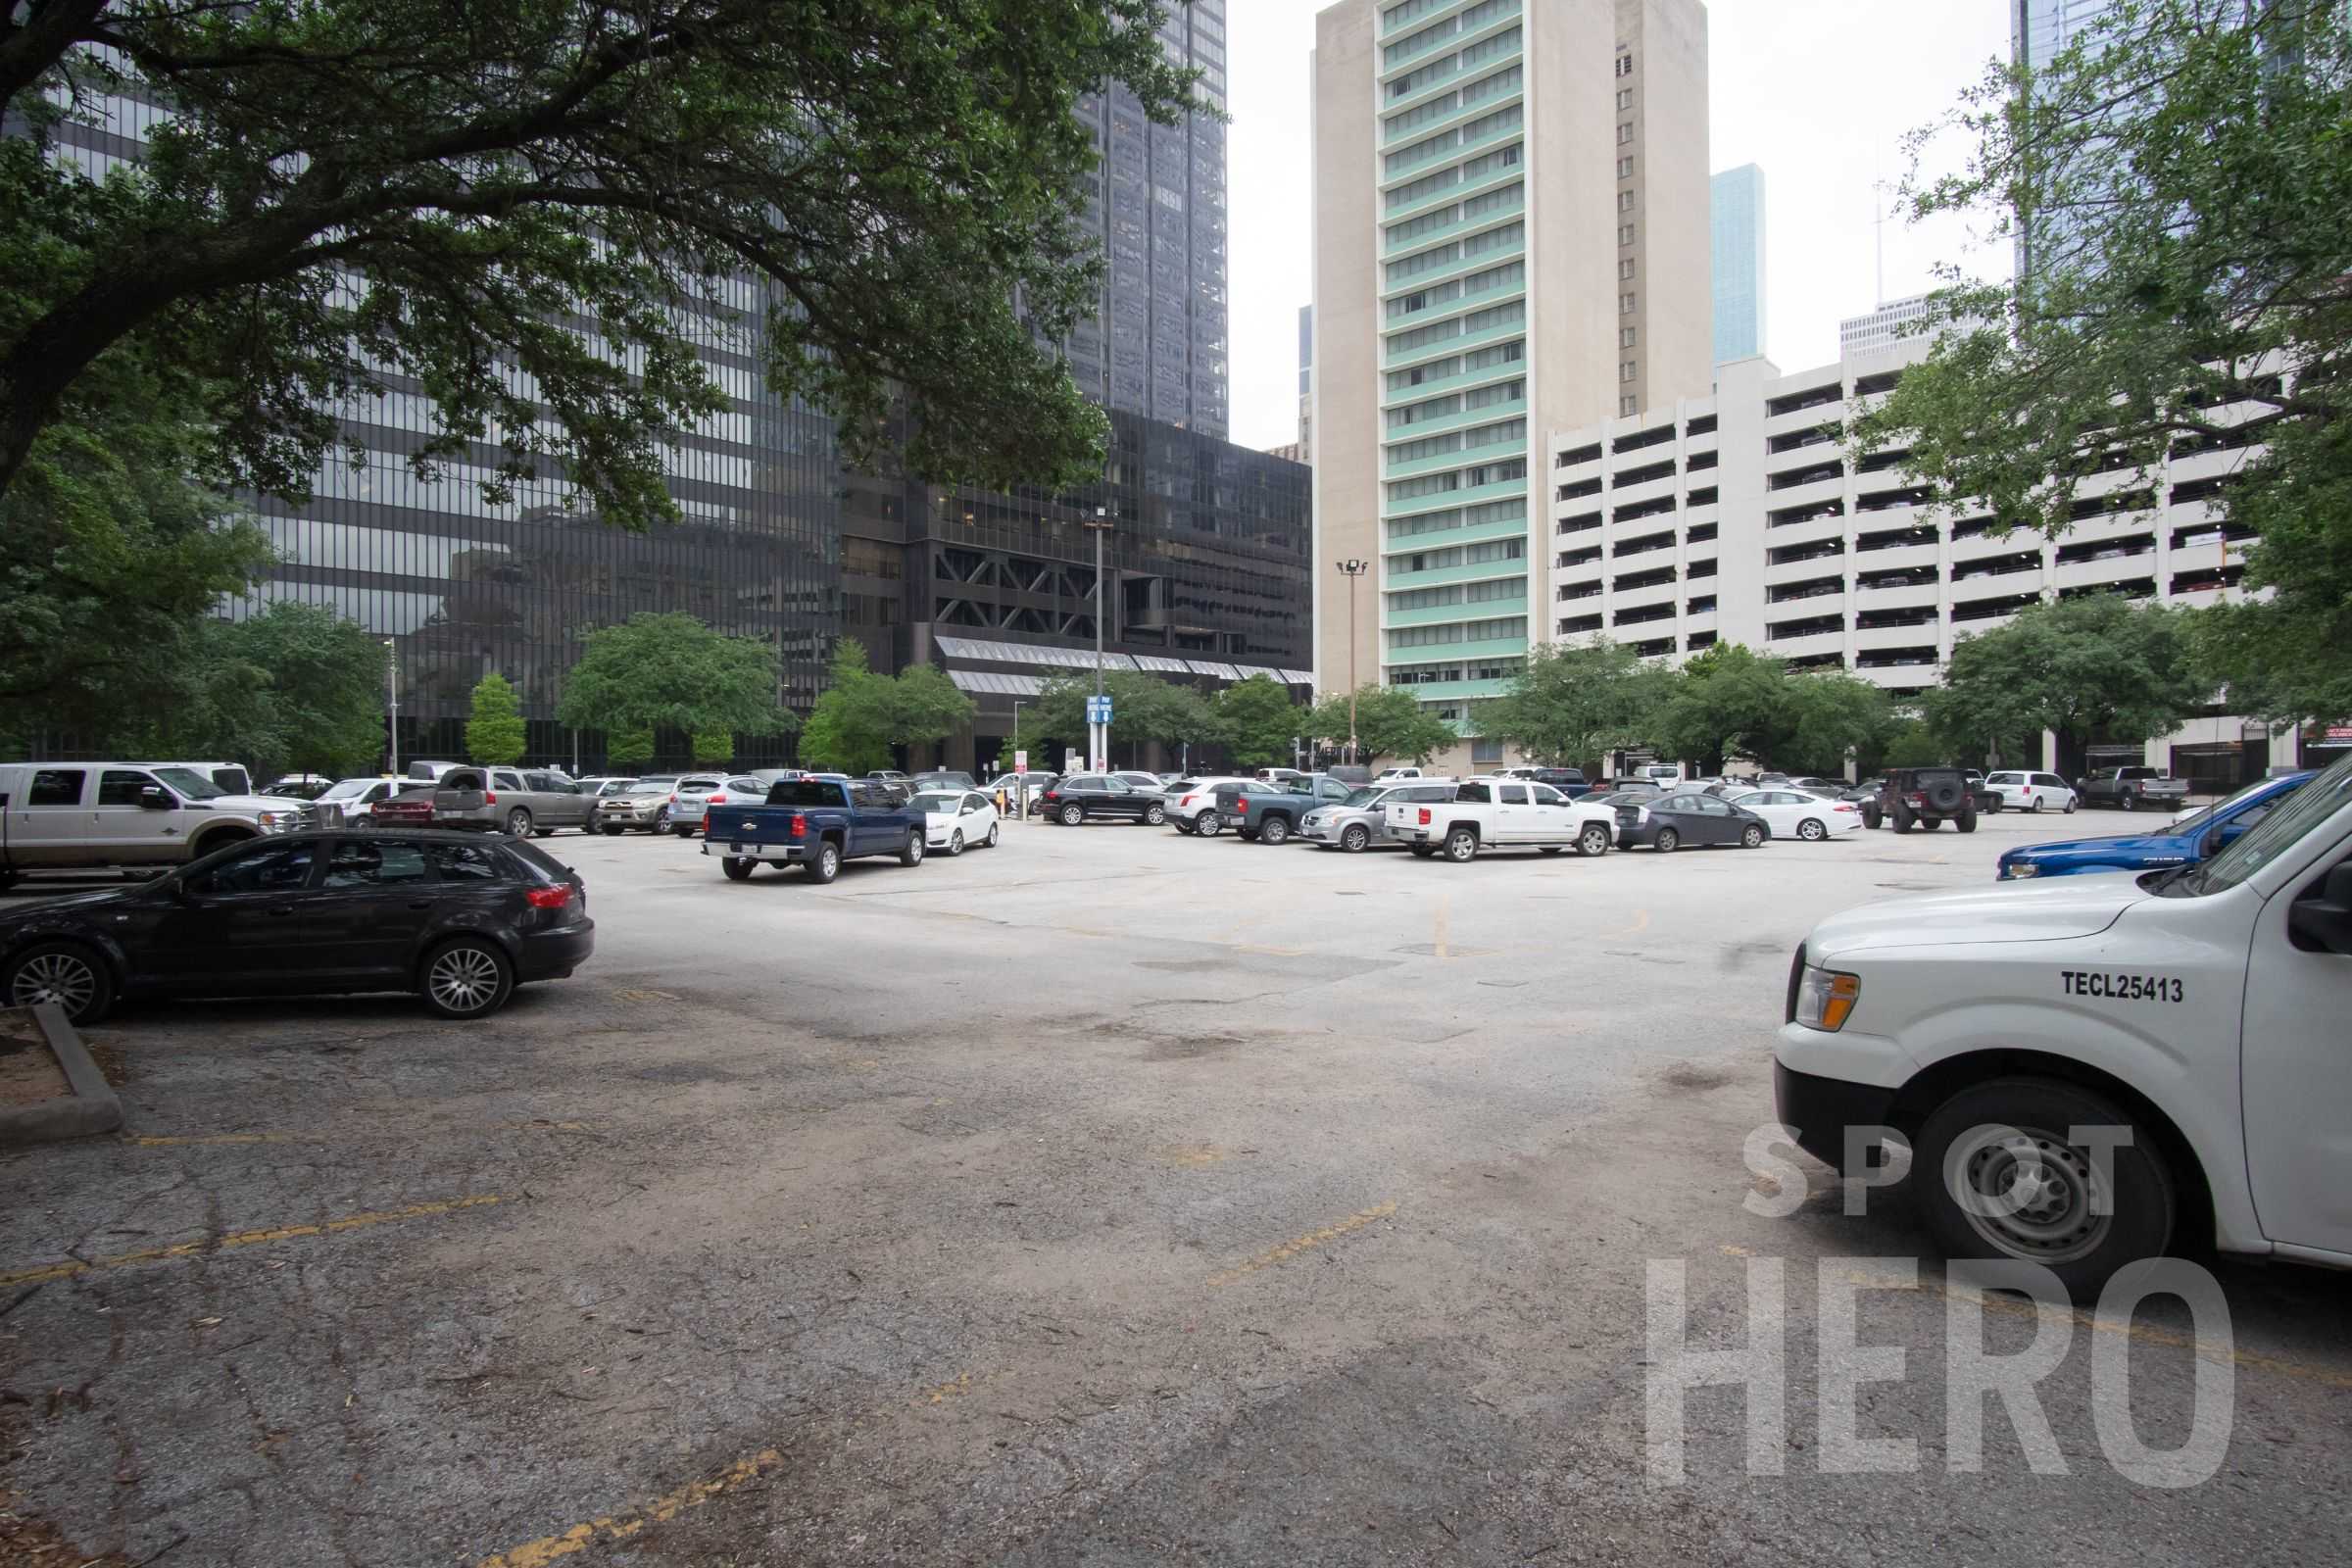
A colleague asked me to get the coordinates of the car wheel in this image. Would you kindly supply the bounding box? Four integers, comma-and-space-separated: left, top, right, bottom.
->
986, 823, 1000, 848
1913, 1076, 2176, 1301
1238, 828, 1259, 842
2029, 797, 2043, 813
1957, 808, 1979, 834
1862, 806, 1883, 830
1341, 824, 1371, 854
1577, 824, 1611, 858
1408, 845, 1437, 858
1892, 808, 1914, 834
1143, 804, 1166, 826
418, 937, 514, 1020
949, 830, 964, 857
601, 822, 624, 835
1653, 827, 1680, 854
1058, 804, 1084, 826
721, 856, 756, 881
654, 806, 670, 828
1740, 823, 1766, 849
505, 807, 532, 836
1196, 811, 1223, 837
1259, 816, 1291, 846
2122, 793, 2138, 811
900, 831, 924, 866
1796, 817, 1826, 842
671, 822, 696, 838
1443, 826, 1478, 862
807, 841, 841, 883
5, 941, 114, 1025
1174, 819, 1196, 835
2064, 797, 2079, 813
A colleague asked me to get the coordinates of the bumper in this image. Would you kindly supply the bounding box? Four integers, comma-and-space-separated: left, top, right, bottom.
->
705, 839, 815, 862
516, 919, 595, 981
1773, 1058, 1900, 1174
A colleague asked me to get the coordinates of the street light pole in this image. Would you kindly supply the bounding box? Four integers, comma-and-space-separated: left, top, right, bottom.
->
1083, 506, 1114, 771
1336, 559, 1369, 764
383, 638, 400, 775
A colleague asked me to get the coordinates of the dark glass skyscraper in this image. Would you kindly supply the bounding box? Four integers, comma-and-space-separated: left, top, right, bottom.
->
1064, 0, 1231, 438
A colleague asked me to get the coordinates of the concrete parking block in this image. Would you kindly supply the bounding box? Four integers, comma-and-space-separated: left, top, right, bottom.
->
0, 1002, 122, 1149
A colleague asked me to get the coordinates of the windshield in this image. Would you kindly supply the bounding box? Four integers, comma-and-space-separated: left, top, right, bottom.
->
909, 793, 958, 812
2182, 752, 2352, 896
2167, 776, 2281, 837
151, 766, 226, 801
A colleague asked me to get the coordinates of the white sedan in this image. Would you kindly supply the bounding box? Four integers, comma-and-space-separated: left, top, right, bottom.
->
910, 790, 1001, 855
1728, 788, 1867, 841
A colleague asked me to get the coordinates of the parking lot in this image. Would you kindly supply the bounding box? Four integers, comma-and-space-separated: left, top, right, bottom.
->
4, 809, 2348, 1566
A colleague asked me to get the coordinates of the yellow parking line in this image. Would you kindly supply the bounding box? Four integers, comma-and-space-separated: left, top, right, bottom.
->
0, 1194, 511, 1288
1621, 909, 1650, 935
1207, 1201, 1397, 1288
1432, 900, 1450, 960
478, 1448, 784, 1568
124, 1132, 320, 1148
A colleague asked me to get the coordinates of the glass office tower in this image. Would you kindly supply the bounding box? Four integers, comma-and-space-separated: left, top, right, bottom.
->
1710, 164, 1766, 364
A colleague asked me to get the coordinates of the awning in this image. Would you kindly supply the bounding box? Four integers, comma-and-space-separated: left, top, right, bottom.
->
1132, 654, 1194, 673
1185, 659, 1241, 679
1231, 662, 1289, 683
1279, 668, 1317, 685
946, 669, 1046, 697
931, 635, 1137, 672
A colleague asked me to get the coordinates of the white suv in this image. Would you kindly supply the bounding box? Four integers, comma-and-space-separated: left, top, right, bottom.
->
1165, 778, 1251, 834
1984, 769, 2079, 813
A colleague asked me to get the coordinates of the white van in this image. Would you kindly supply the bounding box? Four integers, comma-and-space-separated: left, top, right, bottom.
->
1776, 749, 2352, 1296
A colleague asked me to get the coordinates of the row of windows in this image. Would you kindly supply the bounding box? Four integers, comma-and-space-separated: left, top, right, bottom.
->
1389, 658, 1524, 685
1390, 573, 1529, 613
1460, 140, 1522, 185
1388, 458, 1528, 503
1383, 495, 1527, 542
1386, 165, 1458, 213
1388, 614, 1527, 649
1392, 537, 1526, 573
1386, 337, 1522, 394
1384, 178, 1522, 248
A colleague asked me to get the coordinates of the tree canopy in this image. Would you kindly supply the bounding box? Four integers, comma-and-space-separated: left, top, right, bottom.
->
1927, 592, 2205, 761
1478, 639, 1671, 770
1651, 644, 1893, 774
1213, 676, 1301, 769
1028, 670, 1221, 762
795, 638, 975, 774
466, 672, 527, 765
555, 611, 793, 751
1855, 0, 2352, 723
1305, 685, 1457, 766
0, 1, 1200, 520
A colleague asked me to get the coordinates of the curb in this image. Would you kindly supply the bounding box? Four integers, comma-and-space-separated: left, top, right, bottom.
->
0, 1004, 124, 1149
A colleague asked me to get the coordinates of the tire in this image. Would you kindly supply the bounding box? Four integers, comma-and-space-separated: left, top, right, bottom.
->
1957, 808, 1979, 834
1740, 823, 1766, 849
1892, 808, 1914, 834
1174, 820, 1196, 835
2064, 798, 2079, 814
1196, 811, 1223, 837
601, 822, 625, 836
948, 830, 964, 857
721, 856, 756, 881
672, 822, 696, 839
1408, 845, 1436, 858
1258, 816, 1292, 846
1142, 804, 1166, 826
505, 807, 532, 837
5, 940, 115, 1025
1913, 1076, 2177, 1301
1796, 817, 1826, 842
1577, 824, 1612, 858
1862, 806, 1883, 830
1443, 826, 1478, 863
1922, 818, 1941, 831
418, 937, 514, 1020
985, 823, 1000, 848
2028, 797, 2043, 814
1238, 828, 1259, 842
654, 806, 670, 829
1653, 827, 1680, 854
1341, 824, 1371, 854
807, 840, 841, 883
2122, 793, 2138, 812
900, 831, 924, 866
1058, 804, 1084, 826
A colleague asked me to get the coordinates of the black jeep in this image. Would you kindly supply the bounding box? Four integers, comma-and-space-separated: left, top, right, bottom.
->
1877, 766, 1979, 833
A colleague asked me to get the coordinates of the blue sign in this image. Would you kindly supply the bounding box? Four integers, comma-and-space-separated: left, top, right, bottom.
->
1087, 696, 1114, 724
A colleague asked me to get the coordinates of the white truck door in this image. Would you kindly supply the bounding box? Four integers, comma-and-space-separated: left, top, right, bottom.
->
2240, 826, 2352, 1255
90, 768, 179, 863
1494, 782, 1533, 843
10, 766, 92, 866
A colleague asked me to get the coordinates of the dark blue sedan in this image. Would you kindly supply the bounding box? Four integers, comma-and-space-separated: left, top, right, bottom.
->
1995, 771, 2312, 881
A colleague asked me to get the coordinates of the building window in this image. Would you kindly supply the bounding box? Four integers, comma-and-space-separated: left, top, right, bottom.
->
1617, 156, 1634, 179
1616, 122, 1634, 145
1471, 737, 1504, 762
1616, 87, 1634, 111
1618, 257, 1636, 280
1620, 360, 1638, 382
1619, 291, 1636, 315
1615, 52, 1634, 77
1620, 325, 1637, 349
1617, 222, 1635, 245
1620, 394, 1639, 416
1617, 189, 1636, 213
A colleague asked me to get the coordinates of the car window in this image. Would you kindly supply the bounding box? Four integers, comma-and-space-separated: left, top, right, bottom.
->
769, 781, 850, 808
1987, 773, 2019, 786
25, 768, 85, 807
493, 771, 524, 790
442, 769, 485, 791
1456, 783, 1491, 803
1103, 778, 1132, 794
321, 840, 433, 888
188, 841, 317, 896
425, 842, 506, 881
1497, 784, 1531, 805
96, 769, 158, 807
850, 782, 888, 809
2034, 773, 2065, 788
522, 772, 552, 791
1702, 797, 1737, 815
1528, 784, 1566, 805
909, 792, 957, 812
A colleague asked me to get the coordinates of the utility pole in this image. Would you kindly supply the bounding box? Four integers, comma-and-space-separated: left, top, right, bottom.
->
383, 638, 400, 776
1083, 506, 1114, 771
1336, 559, 1369, 764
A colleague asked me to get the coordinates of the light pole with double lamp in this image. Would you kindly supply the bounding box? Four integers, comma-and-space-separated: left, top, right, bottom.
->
1335, 559, 1369, 763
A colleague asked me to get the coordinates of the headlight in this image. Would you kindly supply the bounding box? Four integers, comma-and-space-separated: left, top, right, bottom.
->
2001, 861, 2039, 880
1792, 964, 1861, 1032
256, 810, 297, 832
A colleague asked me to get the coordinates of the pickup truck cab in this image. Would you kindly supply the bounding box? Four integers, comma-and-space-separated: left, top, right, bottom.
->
1996, 770, 2312, 882
0, 762, 316, 889
1775, 749, 2352, 1297
700, 777, 926, 883
2077, 764, 2188, 811
1385, 776, 1618, 861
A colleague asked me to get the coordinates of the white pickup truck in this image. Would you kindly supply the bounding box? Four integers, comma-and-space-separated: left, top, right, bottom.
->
0, 761, 317, 890
1384, 776, 1619, 862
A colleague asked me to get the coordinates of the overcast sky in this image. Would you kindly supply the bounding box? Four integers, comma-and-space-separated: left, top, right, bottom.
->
1225, 0, 2018, 451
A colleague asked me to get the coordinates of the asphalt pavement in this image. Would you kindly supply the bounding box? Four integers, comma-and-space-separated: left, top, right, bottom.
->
2, 806, 2346, 1567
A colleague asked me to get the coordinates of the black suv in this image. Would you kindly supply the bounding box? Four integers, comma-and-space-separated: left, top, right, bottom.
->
1039, 774, 1165, 826
1877, 766, 1979, 833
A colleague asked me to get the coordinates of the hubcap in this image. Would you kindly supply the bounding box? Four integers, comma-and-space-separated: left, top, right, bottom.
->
1345, 827, 1367, 851
1947, 1124, 2113, 1263
13, 953, 95, 1012
428, 947, 501, 1012
1584, 828, 1607, 854
508, 809, 528, 834
1801, 821, 1823, 839
951, 832, 962, 855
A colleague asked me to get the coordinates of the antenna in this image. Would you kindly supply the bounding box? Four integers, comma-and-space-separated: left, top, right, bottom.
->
1873, 176, 1887, 308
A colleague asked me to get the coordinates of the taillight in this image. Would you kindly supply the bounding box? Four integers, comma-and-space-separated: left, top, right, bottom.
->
1836, 804, 1858, 812
789, 812, 807, 838
484, 790, 497, 805
669, 793, 679, 803
1236, 798, 1250, 811
1180, 795, 1195, 807
1907, 792, 1927, 807
709, 794, 727, 805
1044, 789, 1058, 801
524, 884, 573, 910
1417, 808, 1432, 825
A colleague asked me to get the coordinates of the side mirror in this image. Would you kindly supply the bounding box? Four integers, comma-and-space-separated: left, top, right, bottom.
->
2287, 862, 2352, 956
139, 786, 173, 810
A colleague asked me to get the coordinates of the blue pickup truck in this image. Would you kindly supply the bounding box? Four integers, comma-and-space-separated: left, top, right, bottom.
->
700, 778, 927, 883
1995, 770, 2312, 881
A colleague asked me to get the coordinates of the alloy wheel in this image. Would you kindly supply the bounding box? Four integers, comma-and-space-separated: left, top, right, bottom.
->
426, 946, 502, 1014
11, 951, 96, 1013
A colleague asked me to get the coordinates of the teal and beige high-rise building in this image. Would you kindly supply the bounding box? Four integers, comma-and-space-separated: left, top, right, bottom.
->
1312, 0, 1712, 764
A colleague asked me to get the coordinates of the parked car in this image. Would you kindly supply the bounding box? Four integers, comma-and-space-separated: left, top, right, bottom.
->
0, 762, 318, 890
1210, 781, 1311, 845
266, 773, 337, 801
1525, 767, 1594, 798
1875, 766, 1979, 834
908, 789, 1002, 856
1299, 781, 1458, 853
313, 776, 402, 827
1165, 778, 1251, 835
1384, 777, 1620, 861
573, 776, 640, 801
982, 772, 1057, 816
663, 775, 767, 837
1039, 774, 1166, 826
134, 760, 254, 796
1373, 766, 1427, 783
1831, 782, 1886, 829
2077, 764, 2189, 811
866, 769, 911, 784
1110, 771, 1169, 797
1982, 769, 2080, 814
429, 766, 594, 837
0, 829, 592, 1023
909, 770, 979, 794
1278, 774, 1359, 808
593, 781, 679, 834
368, 783, 438, 829
1996, 770, 2314, 881
702, 777, 926, 882
1253, 767, 1307, 787
1611, 790, 1772, 853
1727, 788, 1867, 842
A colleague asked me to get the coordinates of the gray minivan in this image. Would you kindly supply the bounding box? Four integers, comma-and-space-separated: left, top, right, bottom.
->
431, 767, 592, 836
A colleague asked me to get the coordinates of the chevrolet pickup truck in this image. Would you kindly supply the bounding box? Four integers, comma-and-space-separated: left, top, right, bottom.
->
1384, 776, 1619, 861
699, 777, 926, 883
